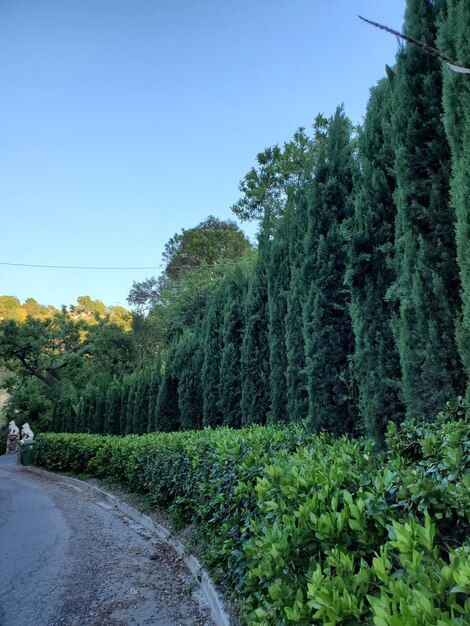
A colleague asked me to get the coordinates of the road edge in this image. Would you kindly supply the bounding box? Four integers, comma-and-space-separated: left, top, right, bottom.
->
24, 465, 231, 626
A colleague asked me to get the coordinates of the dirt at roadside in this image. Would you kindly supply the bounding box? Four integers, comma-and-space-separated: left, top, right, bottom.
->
23, 470, 215, 626
85, 477, 243, 625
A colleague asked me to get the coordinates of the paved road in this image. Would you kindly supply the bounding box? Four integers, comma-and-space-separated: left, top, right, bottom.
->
0, 454, 212, 626
0, 453, 69, 626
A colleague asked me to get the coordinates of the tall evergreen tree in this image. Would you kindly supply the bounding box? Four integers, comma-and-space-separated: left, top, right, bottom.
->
64, 402, 75, 433
76, 396, 86, 433
85, 387, 96, 433
119, 377, 131, 436
125, 382, 136, 434
217, 266, 247, 427
104, 378, 121, 435
175, 328, 203, 430
439, 0, 470, 403
303, 107, 357, 434
284, 117, 329, 423
63, 391, 78, 433
266, 210, 291, 423
147, 360, 162, 432
347, 79, 404, 441
201, 288, 225, 427
93, 393, 104, 434
240, 233, 271, 426
132, 369, 151, 435
92, 378, 108, 434
50, 397, 64, 432
391, 0, 464, 420
285, 196, 310, 422
154, 347, 180, 432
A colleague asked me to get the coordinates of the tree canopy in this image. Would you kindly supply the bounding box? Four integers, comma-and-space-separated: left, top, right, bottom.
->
0, 315, 86, 389
127, 216, 253, 341
231, 116, 328, 225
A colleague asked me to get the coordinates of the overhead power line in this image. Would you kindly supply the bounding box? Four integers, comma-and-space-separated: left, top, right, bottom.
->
0, 262, 165, 270
0, 259, 249, 271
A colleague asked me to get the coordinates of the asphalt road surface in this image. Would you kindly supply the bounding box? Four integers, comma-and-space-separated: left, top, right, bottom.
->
0, 453, 213, 626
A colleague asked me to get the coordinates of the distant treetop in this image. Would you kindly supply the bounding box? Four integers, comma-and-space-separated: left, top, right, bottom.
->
0, 295, 131, 330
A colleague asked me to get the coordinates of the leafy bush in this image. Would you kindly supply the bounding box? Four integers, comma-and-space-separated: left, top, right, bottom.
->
35, 433, 109, 473
386, 405, 470, 547
35, 417, 469, 625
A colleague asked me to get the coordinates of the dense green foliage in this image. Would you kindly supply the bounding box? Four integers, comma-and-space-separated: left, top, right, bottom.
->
201, 286, 225, 428
390, 0, 463, 421
284, 196, 309, 423
2, 3, 468, 623
438, 0, 470, 403
347, 79, 403, 441
0, 296, 58, 322
266, 214, 290, 423
2, 0, 470, 454
302, 107, 356, 434
231, 125, 317, 224
218, 266, 247, 427
35, 414, 469, 625
240, 238, 270, 426
127, 216, 253, 340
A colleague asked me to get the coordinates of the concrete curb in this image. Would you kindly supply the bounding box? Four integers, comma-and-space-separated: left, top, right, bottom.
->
24, 465, 230, 626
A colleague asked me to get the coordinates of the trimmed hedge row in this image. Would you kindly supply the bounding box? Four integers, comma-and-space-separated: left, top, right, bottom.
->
36, 418, 469, 625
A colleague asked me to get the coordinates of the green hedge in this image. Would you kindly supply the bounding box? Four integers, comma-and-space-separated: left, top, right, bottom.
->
36, 419, 469, 625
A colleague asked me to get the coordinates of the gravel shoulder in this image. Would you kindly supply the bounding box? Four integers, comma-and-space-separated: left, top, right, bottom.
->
70, 476, 242, 626
2, 458, 215, 626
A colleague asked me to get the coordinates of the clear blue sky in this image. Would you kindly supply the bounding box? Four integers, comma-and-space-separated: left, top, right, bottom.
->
0, 0, 405, 310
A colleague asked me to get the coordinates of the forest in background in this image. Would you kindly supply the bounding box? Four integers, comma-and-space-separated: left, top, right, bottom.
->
1, 0, 469, 444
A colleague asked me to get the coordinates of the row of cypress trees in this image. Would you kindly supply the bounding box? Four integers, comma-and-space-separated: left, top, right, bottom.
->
163, 0, 469, 441
53, 0, 469, 442
51, 364, 162, 436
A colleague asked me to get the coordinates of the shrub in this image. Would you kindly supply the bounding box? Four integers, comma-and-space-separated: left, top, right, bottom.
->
35, 417, 469, 625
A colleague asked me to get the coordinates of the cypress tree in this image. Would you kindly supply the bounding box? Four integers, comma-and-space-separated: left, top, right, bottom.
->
240, 235, 271, 426
217, 266, 247, 427
46, 381, 75, 433
131, 371, 143, 435
50, 398, 64, 432
439, 0, 470, 403
284, 119, 325, 422
201, 288, 225, 427
76, 396, 86, 433
266, 212, 290, 423
85, 388, 96, 433
104, 379, 121, 435
125, 381, 136, 434
132, 369, 151, 435
347, 79, 404, 441
119, 377, 131, 436
104, 386, 112, 434
285, 195, 310, 422
154, 347, 180, 432
70, 393, 80, 433
391, 0, 464, 420
142, 369, 152, 432
147, 360, 162, 432
64, 393, 77, 433
303, 107, 357, 434
61, 398, 70, 432
176, 328, 204, 430
93, 383, 107, 434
